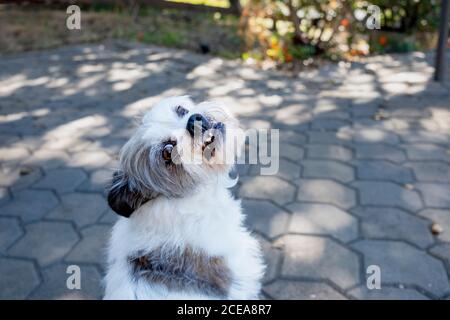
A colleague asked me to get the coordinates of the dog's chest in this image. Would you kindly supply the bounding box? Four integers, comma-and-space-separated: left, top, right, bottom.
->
129, 245, 232, 298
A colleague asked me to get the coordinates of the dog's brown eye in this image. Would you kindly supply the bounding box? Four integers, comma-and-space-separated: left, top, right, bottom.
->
162, 144, 173, 161
175, 105, 188, 117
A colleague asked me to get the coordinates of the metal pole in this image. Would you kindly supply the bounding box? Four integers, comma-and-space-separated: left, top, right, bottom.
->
435, 0, 450, 81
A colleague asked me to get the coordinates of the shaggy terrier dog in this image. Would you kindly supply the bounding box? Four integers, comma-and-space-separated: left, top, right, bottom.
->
104, 96, 264, 299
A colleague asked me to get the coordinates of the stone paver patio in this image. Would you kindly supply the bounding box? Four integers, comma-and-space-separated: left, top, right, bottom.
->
0, 42, 449, 299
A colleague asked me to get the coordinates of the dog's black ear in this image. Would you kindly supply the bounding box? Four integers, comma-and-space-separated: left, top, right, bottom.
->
107, 171, 150, 218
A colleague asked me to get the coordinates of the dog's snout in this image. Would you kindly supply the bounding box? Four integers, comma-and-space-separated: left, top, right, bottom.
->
186, 113, 210, 137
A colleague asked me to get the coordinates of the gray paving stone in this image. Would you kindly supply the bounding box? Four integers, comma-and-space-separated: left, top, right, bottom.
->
8, 221, 79, 267
296, 179, 356, 209
65, 225, 110, 265
28, 264, 103, 300
1, 189, 59, 222
243, 199, 290, 239
355, 144, 406, 163
352, 207, 433, 248
256, 235, 282, 284
239, 176, 296, 206
430, 243, 450, 268
311, 119, 349, 130
0, 187, 10, 206
279, 144, 304, 162
278, 234, 360, 289
353, 128, 400, 144
264, 280, 346, 300
352, 240, 449, 296
248, 158, 301, 181
33, 168, 88, 194
68, 150, 112, 170
406, 162, 450, 182
356, 161, 414, 183
0, 166, 43, 191
0, 217, 23, 252
0, 258, 40, 299
415, 183, 450, 208
287, 203, 358, 242
307, 131, 352, 144
348, 286, 429, 300
403, 144, 450, 162
77, 168, 111, 193
352, 181, 422, 212
99, 208, 119, 225
302, 160, 354, 183
46, 193, 108, 227
306, 144, 353, 161
0, 147, 30, 164
418, 209, 450, 242
23, 150, 70, 170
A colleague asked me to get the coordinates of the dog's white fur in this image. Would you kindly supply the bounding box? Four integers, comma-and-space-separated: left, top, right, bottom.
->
104, 96, 264, 300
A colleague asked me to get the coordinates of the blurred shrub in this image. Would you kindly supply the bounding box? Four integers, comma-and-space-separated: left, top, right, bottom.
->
239, 0, 441, 65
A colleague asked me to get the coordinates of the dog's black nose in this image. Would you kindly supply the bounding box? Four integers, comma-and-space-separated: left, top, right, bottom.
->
186, 113, 210, 137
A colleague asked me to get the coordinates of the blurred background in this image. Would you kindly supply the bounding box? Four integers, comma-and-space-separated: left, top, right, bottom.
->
0, 0, 449, 300
0, 0, 446, 68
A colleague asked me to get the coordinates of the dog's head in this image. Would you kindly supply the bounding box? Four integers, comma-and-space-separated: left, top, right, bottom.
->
107, 96, 243, 217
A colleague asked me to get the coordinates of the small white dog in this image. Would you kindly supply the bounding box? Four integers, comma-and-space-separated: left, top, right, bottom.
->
104, 96, 264, 300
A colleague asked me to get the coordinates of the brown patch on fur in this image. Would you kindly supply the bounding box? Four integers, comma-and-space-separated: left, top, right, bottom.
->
129, 246, 232, 298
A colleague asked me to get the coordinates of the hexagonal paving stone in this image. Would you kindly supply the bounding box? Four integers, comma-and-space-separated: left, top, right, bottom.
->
295, 179, 356, 209
0, 166, 43, 191
279, 144, 304, 162
33, 168, 88, 194
23, 150, 70, 170
0, 258, 40, 299
68, 150, 111, 170
355, 144, 406, 163
419, 209, 450, 242
306, 144, 352, 161
353, 128, 400, 145
243, 199, 290, 239
415, 183, 450, 208
430, 243, 450, 271
356, 161, 414, 183
46, 192, 108, 227
402, 144, 450, 162
352, 207, 433, 248
0, 147, 30, 164
264, 280, 346, 300
99, 208, 119, 225
352, 240, 449, 296
248, 158, 301, 181
8, 221, 79, 267
66, 225, 110, 265
77, 168, 111, 193
406, 162, 450, 182
278, 234, 360, 289
348, 286, 429, 300
1, 189, 59, 223
287, 203, 358, 242
0, 217, 23, 252
352, 181, 422, 212
302, 160, 354, 183
255, 235, 282, 284
0, 187, 10, 206
239, 176, 296, 206
29, 264, 103, 300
